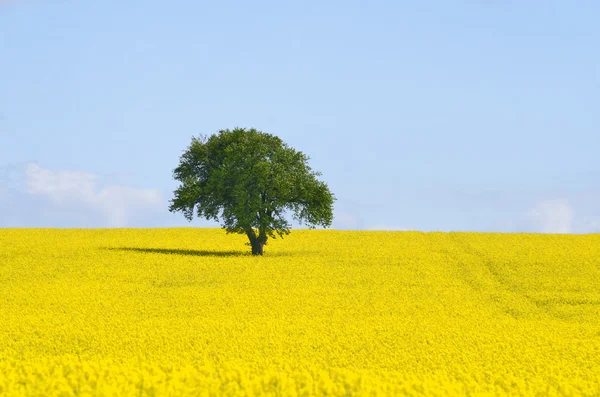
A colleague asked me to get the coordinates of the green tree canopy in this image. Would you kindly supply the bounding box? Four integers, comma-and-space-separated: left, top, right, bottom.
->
169, 128, 335, 255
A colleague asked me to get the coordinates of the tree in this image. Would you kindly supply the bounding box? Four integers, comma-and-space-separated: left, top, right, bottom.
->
169, 128, 335, 255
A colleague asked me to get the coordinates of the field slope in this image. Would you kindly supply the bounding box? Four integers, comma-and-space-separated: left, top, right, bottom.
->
1, 229, 600, 396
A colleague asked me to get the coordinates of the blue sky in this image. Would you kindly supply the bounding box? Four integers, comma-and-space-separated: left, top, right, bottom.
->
1, 0, 599, 232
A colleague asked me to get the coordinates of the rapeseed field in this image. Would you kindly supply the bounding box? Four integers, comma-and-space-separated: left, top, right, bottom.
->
1, 228, 599, 396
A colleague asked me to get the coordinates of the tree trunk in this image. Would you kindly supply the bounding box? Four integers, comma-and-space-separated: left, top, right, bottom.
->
246, 227, 267, 256
251, 240, 264, 255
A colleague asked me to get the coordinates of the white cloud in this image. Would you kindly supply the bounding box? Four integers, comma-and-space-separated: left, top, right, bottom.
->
527, 199, 574, 234
23, 163, 162, 227
25, 163, 99, 204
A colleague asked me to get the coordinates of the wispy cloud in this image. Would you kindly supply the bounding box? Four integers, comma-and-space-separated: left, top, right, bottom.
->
2, 163, 163, 227
527, 199, 574, 234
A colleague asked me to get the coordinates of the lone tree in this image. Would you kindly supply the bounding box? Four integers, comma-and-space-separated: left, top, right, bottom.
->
169, 128, 335, 255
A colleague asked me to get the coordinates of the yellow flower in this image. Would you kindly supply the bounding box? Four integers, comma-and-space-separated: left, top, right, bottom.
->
0, 228, 599, 395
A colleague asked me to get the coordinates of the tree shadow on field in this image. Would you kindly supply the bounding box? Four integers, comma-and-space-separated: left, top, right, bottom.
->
104, 247, 249, 257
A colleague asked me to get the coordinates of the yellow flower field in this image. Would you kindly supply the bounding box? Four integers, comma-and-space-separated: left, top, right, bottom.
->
1, 228, 600, 396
